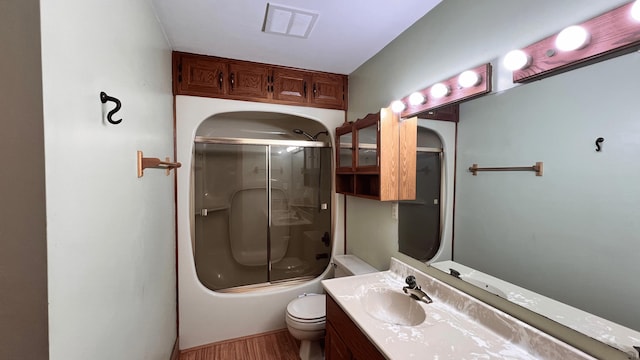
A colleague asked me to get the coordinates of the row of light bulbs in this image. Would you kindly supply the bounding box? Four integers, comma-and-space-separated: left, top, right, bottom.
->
390, 69, 482, 113
390, 1, 640, 114
504, 0, 640, 71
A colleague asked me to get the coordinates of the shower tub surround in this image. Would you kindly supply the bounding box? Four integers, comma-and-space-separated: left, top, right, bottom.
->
322, 258, 598, 359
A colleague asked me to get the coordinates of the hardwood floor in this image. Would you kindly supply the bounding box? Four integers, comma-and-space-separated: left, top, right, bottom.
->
179, 329, 301, 360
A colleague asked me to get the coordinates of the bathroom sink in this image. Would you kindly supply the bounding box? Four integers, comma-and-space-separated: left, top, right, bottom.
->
361, 287, 426, 326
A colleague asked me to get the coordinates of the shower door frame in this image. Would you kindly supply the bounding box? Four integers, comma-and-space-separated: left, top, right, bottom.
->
194, 136, 332, 291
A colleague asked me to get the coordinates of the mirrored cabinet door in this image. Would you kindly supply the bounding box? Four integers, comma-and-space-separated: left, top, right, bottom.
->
356, 122, 378, 168
338, 129, 353, 170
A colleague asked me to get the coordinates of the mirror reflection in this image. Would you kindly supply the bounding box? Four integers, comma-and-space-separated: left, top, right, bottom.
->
399, 127, 443, 261
399, 51, 640, 356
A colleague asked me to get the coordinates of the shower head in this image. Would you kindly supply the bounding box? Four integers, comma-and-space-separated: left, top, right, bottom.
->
293, 128, 328, 141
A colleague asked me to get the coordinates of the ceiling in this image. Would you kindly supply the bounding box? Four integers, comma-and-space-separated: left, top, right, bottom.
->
151, 0, 442, 75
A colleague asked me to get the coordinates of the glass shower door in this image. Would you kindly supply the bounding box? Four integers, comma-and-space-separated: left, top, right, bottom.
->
193, 141, 332, 291
194, 143, 270, 290
269, 145, 332, 283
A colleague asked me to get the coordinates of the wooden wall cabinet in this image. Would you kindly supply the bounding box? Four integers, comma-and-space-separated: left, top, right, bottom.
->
326, 295, 386, 360
173, 51, 347, 110
336, 107, 417, 201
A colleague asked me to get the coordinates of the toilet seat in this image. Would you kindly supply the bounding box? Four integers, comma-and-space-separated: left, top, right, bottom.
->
286, 294, 326, 322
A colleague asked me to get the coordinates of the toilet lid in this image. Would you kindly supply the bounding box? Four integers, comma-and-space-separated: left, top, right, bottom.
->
287, 294, 326, 321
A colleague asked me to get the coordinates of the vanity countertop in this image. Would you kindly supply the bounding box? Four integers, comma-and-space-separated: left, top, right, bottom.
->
322, 258, 596, 360
432, 260, 640, 359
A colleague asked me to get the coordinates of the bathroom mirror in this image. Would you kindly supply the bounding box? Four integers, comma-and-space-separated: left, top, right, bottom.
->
390, 50, 640, 358
434, 50, 640, 350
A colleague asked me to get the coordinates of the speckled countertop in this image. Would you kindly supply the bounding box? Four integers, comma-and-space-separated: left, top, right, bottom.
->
322, 258, 596, 360
431, 260, 640, 359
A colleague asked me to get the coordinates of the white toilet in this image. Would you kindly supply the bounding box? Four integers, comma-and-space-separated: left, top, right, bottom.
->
285, 255, 377, 360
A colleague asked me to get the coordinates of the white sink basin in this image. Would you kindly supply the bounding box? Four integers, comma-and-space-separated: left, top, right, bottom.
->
361, 287, 426, 326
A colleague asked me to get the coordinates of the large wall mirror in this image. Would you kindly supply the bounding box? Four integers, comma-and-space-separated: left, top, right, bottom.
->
396, 50, 640, 357
452, 50, 640, 350
348, 0, 639, 356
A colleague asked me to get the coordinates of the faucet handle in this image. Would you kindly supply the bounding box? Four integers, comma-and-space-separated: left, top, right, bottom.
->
405, 275, 417, 288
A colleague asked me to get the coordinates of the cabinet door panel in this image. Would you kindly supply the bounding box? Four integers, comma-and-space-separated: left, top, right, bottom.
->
326, 323, 352, 360
178, 54, 227, 96
311, 73, 345, 109
326, 296, 386, 360
272, 69, 310, 104
228, 62, 269, 99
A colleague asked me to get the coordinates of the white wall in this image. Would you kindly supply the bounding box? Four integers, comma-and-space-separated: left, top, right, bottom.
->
347, 0, 628, 122
175, 96, 346, 349
40, 1, 176, 359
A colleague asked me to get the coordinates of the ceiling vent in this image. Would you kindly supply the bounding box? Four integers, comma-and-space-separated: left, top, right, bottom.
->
262, 3, 319, 39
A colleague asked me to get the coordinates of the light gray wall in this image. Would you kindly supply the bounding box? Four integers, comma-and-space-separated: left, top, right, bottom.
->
347, 0, 628, 123
347, 0, 638, 330
0, 0, 49, 358
40, 0, 176, 358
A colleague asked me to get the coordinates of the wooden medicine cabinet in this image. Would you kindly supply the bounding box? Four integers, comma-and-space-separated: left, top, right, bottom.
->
336, 107, 417, 201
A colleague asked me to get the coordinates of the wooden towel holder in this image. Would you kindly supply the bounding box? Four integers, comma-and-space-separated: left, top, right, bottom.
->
469, 162, 543, 176
137, 150, 181, 178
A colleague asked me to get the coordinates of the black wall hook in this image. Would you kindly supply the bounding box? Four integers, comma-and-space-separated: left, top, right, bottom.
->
100, 91, 122, 124
595, 137, 604, 152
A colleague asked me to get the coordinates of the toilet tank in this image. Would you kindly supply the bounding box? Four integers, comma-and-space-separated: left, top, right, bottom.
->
332, 254, 377, 278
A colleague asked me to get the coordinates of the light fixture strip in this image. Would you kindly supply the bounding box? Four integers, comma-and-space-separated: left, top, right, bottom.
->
400, 63, 492, 118
513, 1, 640, 83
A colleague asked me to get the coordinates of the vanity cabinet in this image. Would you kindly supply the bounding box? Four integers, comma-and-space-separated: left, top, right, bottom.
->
173, 51, 347, 110
336, 107, 417, 201
326, 295, 386, 360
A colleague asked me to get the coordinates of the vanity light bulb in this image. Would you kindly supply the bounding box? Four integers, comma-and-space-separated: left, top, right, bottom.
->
632, 1, 640, 21
408, 92, 426, 106
391, 100, 406, 113
503, 49, 531, 71
555, 25, 590, 51
430, 83, 450, 99
458, 71, 481, 88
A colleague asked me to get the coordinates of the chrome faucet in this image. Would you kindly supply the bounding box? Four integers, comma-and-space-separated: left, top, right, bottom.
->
403, 275, 433, 304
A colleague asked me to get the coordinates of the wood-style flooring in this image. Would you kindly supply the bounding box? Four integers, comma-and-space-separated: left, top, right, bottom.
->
179, 329, 301, 360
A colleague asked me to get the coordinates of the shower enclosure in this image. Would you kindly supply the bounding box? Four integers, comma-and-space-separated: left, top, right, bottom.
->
193, 136, 332, 291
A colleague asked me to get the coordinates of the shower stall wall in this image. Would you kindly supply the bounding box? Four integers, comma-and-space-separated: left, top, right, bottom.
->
194, 138, 332, 291
176, 97, 346, 350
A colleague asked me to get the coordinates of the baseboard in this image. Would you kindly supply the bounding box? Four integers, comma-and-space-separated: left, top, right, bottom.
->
180, 328, 291, 353
170, 337, 179, 360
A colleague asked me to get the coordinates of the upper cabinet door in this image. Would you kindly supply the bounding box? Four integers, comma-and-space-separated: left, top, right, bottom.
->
175, 53, 227, 97
311, 73, 346, 109
173, 51, 348, 110
272, 68, 310, 105
227, 61, 270, 100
